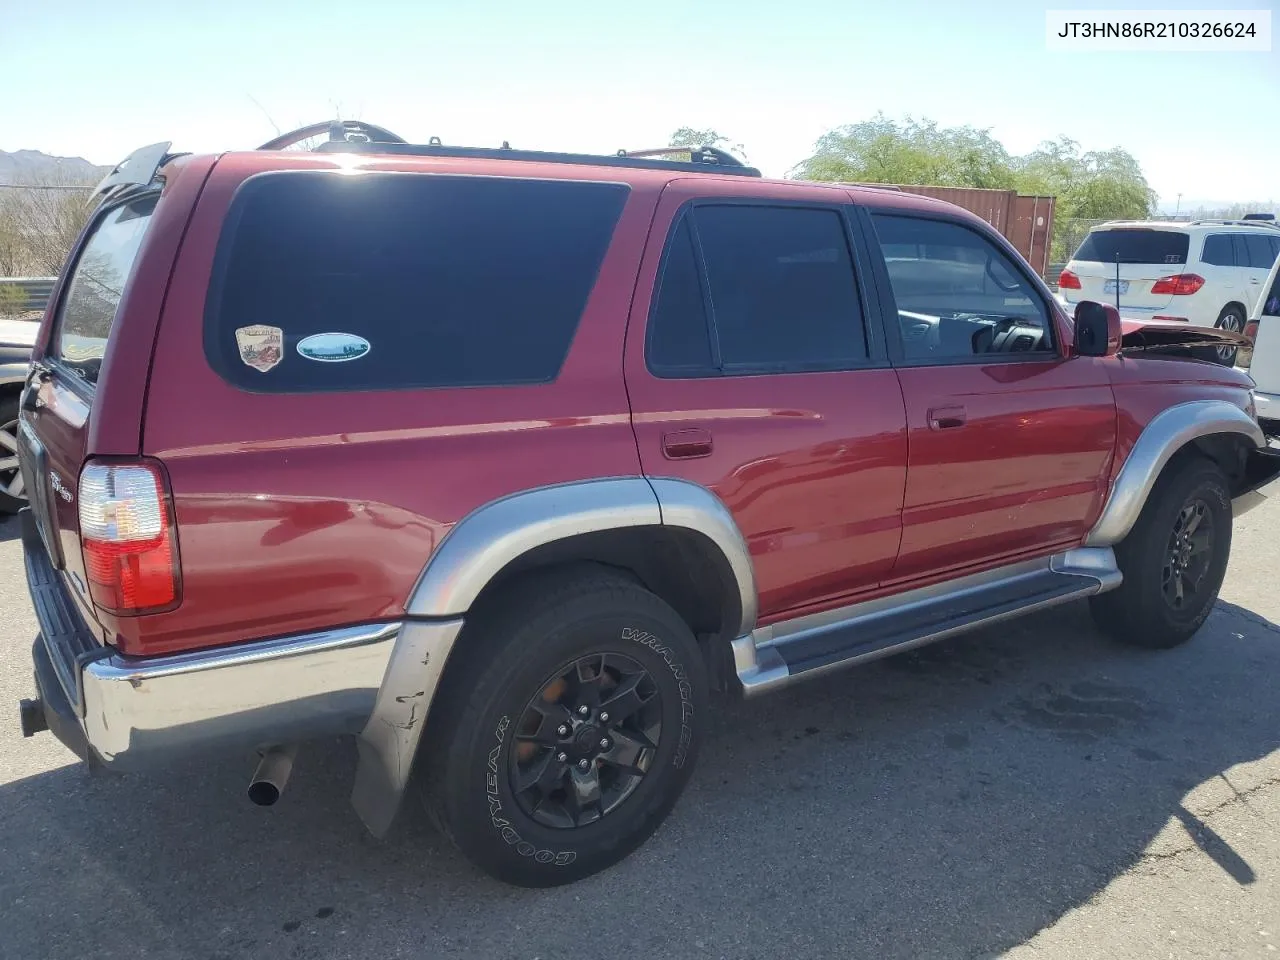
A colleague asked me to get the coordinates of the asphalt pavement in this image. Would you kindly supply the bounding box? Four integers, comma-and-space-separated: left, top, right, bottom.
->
2, 502, 1279, 960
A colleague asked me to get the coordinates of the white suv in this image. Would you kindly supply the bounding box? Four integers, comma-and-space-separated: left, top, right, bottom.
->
1059, 218, 1280, 363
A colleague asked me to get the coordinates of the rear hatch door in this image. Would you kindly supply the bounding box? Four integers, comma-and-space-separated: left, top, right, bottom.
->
1067, 228, 1191, 311
19, 191, 161, 630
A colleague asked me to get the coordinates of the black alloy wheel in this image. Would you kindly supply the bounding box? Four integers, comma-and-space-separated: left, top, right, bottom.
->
510, 653, 662, 829
1161, 498, 1215, 611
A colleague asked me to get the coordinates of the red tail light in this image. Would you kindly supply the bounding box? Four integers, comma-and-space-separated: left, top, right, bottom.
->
1058, 269, 1082, 290
1244, 319, 1260, 343
1150, 274, 1205, 296
78, 460, 181, 615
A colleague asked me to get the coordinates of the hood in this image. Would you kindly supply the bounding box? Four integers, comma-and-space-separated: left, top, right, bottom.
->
0, 317, 39, 349
1118, 318, 1247, 355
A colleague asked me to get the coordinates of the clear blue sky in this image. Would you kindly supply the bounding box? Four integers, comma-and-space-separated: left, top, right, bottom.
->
3, 0, 1277, 208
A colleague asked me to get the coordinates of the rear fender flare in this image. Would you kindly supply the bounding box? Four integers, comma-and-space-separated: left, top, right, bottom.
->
1085, 400, 1262, 547
351, 476, 756, 836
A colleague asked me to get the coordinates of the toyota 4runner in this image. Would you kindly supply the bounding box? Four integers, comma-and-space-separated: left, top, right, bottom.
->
16, 121, 1280, 887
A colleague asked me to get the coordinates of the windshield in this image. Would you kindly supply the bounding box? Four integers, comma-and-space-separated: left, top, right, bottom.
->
1072, 229, 1189, 266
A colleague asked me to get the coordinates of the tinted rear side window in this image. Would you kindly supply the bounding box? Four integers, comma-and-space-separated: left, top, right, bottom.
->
55, 194, 157, 386
1201, 234, 1235, 267
206, 172, 628, 392
1073, 229, 1188, 265
645, 204, 869, 376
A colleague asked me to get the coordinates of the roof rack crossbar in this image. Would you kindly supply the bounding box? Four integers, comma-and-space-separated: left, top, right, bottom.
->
622, 145, 748, 168
1188, 218, 1280, 229
312, 140, 763, 177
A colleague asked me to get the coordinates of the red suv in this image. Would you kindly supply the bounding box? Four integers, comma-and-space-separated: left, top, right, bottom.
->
16, 121, 1280, 887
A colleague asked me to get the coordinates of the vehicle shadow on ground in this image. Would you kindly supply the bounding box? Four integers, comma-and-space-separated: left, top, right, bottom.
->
2, 599, 1278, 960
0, 514, 21, 544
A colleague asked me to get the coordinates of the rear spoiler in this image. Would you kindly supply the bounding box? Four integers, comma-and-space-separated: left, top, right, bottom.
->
89, 142, 177, 206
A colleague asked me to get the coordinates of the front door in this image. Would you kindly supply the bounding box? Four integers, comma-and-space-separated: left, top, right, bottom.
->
624, 180, 908, 622
863, 209, 1117, 583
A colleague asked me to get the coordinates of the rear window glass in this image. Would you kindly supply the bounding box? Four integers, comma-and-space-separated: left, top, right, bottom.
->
205, 172, 628, 392
55, 194, 157, 386
1073, 229, 1188, 265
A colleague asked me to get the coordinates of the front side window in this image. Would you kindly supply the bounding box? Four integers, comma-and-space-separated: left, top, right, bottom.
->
646, 204, 869, 376
871, 214, 1054, 362
55, 194, 157, 386
1244, 234, 1278, 270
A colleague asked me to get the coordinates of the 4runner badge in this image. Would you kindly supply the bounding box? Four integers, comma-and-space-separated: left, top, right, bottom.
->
234, 325, 284, 373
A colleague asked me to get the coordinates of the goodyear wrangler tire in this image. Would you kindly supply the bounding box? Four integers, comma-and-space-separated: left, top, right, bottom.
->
1089, 457, 1231, 649
419, 568, 706, 887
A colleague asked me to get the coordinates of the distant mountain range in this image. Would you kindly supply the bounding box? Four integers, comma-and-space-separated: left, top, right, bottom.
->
0, 149, 110, 185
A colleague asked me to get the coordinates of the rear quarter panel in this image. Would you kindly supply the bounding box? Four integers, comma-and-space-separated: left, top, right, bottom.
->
132, 153, 656, 657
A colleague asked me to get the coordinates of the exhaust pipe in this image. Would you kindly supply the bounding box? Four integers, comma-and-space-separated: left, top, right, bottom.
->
248, 745, 297, 806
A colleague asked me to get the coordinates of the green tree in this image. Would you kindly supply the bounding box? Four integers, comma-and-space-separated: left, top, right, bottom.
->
792, 113, 1016, 189
794, 116, 1157, 263
667, 128, 748, 162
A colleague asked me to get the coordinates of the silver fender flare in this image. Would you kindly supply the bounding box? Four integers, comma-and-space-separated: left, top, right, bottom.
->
1085, 399, 1263, 547
352, 476, 756, 835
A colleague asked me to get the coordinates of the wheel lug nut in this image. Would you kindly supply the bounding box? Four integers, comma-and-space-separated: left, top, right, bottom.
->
578, 705, 590, 717
556, 752, 568, 762
599, 738, 611, 750
599, 711, 609, 723
577, 759, 590, 771
557, 724, 570, 736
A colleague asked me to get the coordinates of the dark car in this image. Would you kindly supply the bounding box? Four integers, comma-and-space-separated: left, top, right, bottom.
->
16, 122, 1280, 887
0, 316, 35, 512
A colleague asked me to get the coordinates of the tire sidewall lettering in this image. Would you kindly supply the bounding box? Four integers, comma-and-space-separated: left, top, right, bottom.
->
483, 715, 578, 866
620, 626, 695, 770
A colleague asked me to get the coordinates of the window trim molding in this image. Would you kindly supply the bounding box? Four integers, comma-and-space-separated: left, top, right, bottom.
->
644, 197, 887, 380
859, 206, 1064, 369
48, 188, 161, 396
201, 168, 631, 395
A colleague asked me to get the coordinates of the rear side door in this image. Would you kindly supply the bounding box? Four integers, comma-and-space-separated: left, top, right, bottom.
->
860, 208, 1117, 583
1200, 233, 1244, 313
624, 179, 908, 622
20, 192, 160, 627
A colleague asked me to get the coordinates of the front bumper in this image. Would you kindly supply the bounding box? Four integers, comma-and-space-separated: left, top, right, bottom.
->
1232, 447, 1280, 518
21, 507, 403, 771
1254, 390, 1280, 427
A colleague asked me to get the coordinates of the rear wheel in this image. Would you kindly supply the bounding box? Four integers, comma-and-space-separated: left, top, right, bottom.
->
418, 568, 706, 887
1213, 306, 1246, 366
0, 396, 26, 514
1090, 457, 1231, 648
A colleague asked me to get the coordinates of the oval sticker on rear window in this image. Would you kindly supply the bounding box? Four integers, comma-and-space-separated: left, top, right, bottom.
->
296, 332, 371, 363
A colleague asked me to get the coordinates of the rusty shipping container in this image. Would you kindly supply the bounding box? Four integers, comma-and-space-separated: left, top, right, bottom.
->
857, 184, 1056, 275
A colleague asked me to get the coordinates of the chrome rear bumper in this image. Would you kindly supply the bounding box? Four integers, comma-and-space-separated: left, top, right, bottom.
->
81, 621, 402, 769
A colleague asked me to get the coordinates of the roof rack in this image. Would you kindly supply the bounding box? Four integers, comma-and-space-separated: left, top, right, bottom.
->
314, 140, 762, 177
257, 119, 761, 177
834, 182, 904, 192
1188, 218, 1280, 229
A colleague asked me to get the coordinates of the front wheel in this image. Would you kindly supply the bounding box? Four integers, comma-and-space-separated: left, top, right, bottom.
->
418, 569, 707, 887
1090, 457, 1232, 648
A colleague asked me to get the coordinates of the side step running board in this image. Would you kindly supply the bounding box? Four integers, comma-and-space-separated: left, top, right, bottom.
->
733, 547, 1121, 696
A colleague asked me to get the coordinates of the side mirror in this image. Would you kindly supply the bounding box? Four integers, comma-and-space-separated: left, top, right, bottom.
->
1074, 301, 1122, 357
